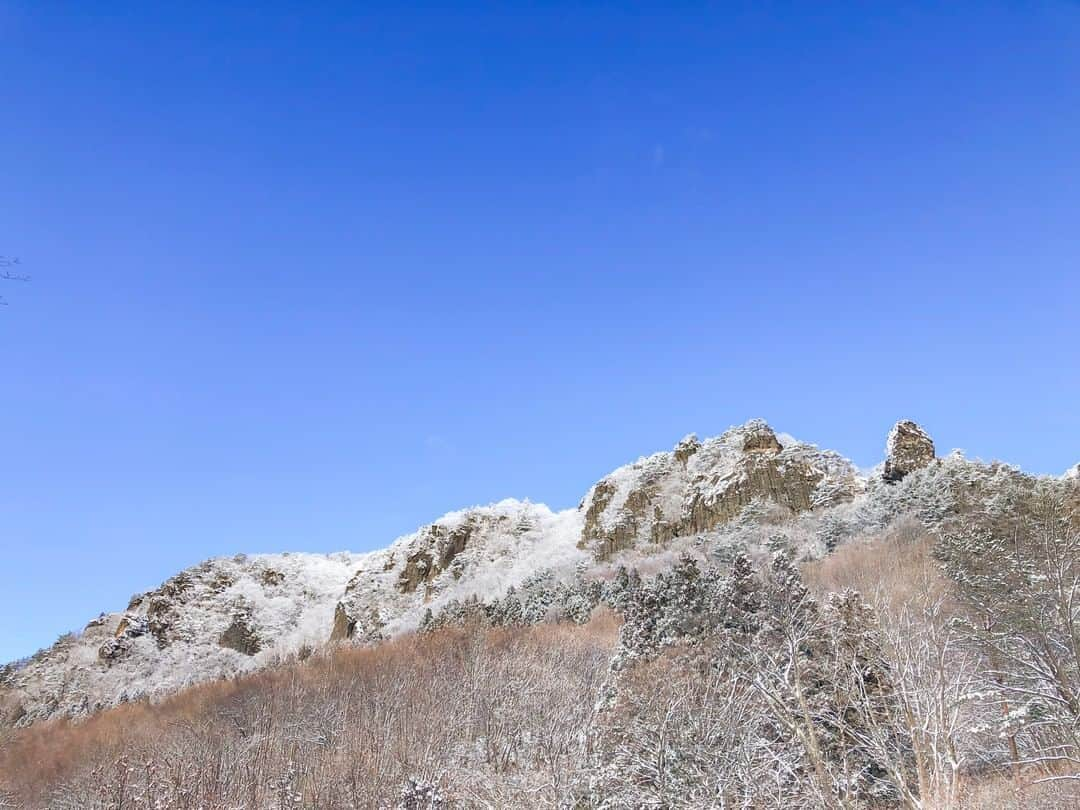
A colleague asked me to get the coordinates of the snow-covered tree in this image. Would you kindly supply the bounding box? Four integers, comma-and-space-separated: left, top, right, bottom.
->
936, 490, 1080, 783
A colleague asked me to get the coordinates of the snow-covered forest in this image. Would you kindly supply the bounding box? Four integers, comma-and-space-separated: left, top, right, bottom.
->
2, 423, 1079, 808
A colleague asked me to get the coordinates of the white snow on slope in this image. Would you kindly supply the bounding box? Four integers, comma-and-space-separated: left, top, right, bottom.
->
5, 552, 368, 722
4, 502, 587, 725
3, 419, 872, 725
335, 498, 587, 638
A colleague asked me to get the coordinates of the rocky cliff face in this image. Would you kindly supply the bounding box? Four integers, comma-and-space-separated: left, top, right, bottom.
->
1, 552, 365, 725
6, 417, 1039, 728
883, 420, 936, 482
328, 421, 863, 638
329, 499, 585, 643
577, 420, 861, 559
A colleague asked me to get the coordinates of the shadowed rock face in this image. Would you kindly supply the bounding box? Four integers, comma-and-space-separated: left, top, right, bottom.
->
218, 614, 261, 656
740, 422, 783, 454
578, 420, 861, 560
396, 521, 476, 594
329, 603, 385, 643
98, 615, 149, 662
330, 500, 585, 650
883, 420, 935, 483
330, 603, 356, 641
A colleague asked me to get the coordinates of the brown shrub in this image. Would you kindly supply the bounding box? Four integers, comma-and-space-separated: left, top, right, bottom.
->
803, 516, 948, 612
0, 617, 617, 809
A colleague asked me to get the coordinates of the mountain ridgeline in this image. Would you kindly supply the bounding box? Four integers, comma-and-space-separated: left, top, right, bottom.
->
2, 419, 1074, 728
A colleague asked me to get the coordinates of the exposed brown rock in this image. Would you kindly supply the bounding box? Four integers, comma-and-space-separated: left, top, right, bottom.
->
218, 615, 261, 656
578, 420, 859, 560
680, 452, 824, 534
396, 522, 474, 594
99, 615, 149, 662
146, 596, 176, 648
740, 422, 783, 454
883, 420, 935, 483
580, 479, 619, 553
259, 568, 285, 587
397, 550, 435, 594
330, 603, 384, 643
673, 434, 701, 465
98, 639, 128, 662
114, 615, 147, 639
159, 572, 194, 599
330, 603, 356, 641
208, 570, 236, 594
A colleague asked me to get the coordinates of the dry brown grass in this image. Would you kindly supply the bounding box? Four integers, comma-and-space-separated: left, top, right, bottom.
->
7, 524, 1079, 809
803, 516, 948, 611
802, 519, 1080, 809
0, 614, 619, 809
955, 770, 1080, 810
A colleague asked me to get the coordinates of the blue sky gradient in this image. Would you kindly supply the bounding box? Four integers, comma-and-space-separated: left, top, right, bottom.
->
2, 1, 1079, 661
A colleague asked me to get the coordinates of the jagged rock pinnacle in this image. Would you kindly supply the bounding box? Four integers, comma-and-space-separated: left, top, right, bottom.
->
883, 420, 935, 482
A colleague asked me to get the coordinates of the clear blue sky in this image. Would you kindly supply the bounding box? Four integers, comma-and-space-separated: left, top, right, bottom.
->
2, 1, 1078, 662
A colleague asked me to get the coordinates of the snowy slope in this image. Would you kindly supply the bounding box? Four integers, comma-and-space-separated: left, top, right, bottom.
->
332, 499, 587, 642
1, 501, 592, 726
3, 552, 367, 723
4, 419, 969, 727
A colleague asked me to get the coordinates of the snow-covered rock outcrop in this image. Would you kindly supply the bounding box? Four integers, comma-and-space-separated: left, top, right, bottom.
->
5, 418, 992, 727
330, 499, 586, 642
882, 420, 936, 482
577, 420, 861, 559
2, 552, 365, 725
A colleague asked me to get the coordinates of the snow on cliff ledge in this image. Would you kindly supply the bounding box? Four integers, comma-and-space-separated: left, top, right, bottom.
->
2, 419, 876, 725
3, 552, 367, 724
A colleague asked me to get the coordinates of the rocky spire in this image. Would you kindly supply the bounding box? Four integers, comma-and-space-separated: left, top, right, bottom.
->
883, 420, 935, 482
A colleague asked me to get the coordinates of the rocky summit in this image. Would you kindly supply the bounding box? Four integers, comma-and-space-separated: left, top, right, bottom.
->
3, 418, 1074, 728
577, 420, 860, 559
882, 419, 936, 482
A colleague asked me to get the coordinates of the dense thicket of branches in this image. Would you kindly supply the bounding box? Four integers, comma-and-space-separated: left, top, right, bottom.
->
2, 477, 1078, 808
0, 620, 615, 809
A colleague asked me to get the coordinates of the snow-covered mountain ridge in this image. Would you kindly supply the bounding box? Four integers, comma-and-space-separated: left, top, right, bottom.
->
3, 419, 1075, 727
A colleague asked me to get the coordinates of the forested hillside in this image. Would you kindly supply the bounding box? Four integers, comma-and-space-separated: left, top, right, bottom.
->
3, 422, 1078, 808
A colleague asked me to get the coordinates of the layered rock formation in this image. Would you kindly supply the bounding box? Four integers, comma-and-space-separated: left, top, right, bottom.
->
883, 420, 936, 482
577, 420, 861, 559
329, 421, 865, 638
